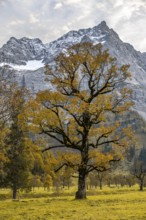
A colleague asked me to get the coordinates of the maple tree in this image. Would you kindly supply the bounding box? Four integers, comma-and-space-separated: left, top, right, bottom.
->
20, 43, 134, 199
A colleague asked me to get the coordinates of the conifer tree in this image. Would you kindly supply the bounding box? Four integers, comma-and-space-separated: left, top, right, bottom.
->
4, 89, 36, 199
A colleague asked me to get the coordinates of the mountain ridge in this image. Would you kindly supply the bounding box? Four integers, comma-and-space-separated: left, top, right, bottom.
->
0, 21, 146, 121
0, 20, 142, 65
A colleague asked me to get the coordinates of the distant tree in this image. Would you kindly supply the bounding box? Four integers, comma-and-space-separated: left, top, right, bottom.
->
130, 146, 146, 191
128, 146, 136, 161
131, 159, 146, 191
43, 174, 53, 191
97, 171, 107, 190
88, 171, 107, 190
20, 43, 134, 199
88, 172, 98, 189
139, 147, 146, 163
31, 175, 43, 190
125, 174, 135, 188
41, 151, 57, 191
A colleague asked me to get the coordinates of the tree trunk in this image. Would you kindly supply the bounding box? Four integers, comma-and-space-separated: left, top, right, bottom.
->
67, 182, 70, 190
99, 179, 102, 190
139, 179, 144, 191
86, 184, 88, 190
107, 180, 111, 188
128, 183, 131, 188
12, 186, 17, 199
62, 178, 65, 188
75, 169, 86, 199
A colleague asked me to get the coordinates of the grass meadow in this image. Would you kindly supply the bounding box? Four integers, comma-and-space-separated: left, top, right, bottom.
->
0, 186, 146, 220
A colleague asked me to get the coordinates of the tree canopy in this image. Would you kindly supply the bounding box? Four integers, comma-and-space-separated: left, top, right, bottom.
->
20, 42, 134, 199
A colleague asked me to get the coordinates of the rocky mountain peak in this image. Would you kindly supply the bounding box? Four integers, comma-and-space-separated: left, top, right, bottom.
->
46, 21, 113, 58
7, 36, 43, 44
8, 37, 18, 44
0, 21, 121, 65
1, 21, 146, 121
94, 20, 109, 31
0, 36, 46, 65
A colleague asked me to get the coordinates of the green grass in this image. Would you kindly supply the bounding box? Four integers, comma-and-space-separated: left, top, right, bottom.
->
0, 186, 146, 220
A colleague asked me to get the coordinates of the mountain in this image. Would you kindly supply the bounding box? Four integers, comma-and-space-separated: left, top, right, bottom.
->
0, 37, 46, 64
0, 21, 146, 122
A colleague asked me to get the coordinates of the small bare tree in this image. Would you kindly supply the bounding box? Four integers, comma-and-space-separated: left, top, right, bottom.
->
132, 160, 146, 191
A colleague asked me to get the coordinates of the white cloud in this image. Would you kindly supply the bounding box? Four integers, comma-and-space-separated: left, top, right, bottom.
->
54, 2, 63, 10
62, 25, 70, 32
0, 0, 146, 51
9, 20, 25, 26
29, 14, 39, 24
63, 0, 83, 5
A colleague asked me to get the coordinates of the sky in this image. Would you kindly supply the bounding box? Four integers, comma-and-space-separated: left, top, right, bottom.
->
0, 0, 146, 51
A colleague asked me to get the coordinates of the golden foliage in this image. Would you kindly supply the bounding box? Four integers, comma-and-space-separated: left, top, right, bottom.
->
19, 42, 134, 177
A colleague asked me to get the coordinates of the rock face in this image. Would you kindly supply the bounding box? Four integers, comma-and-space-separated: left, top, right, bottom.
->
0, 21, 146, 120
0, 37, 46, 65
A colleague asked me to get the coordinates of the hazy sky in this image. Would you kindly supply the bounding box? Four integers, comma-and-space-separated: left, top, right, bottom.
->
0, 0, 146, 51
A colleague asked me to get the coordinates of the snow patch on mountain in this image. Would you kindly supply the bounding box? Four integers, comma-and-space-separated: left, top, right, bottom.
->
0, 60, 44, 71
136, 110, 146, 121
126, 77, 139, 85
